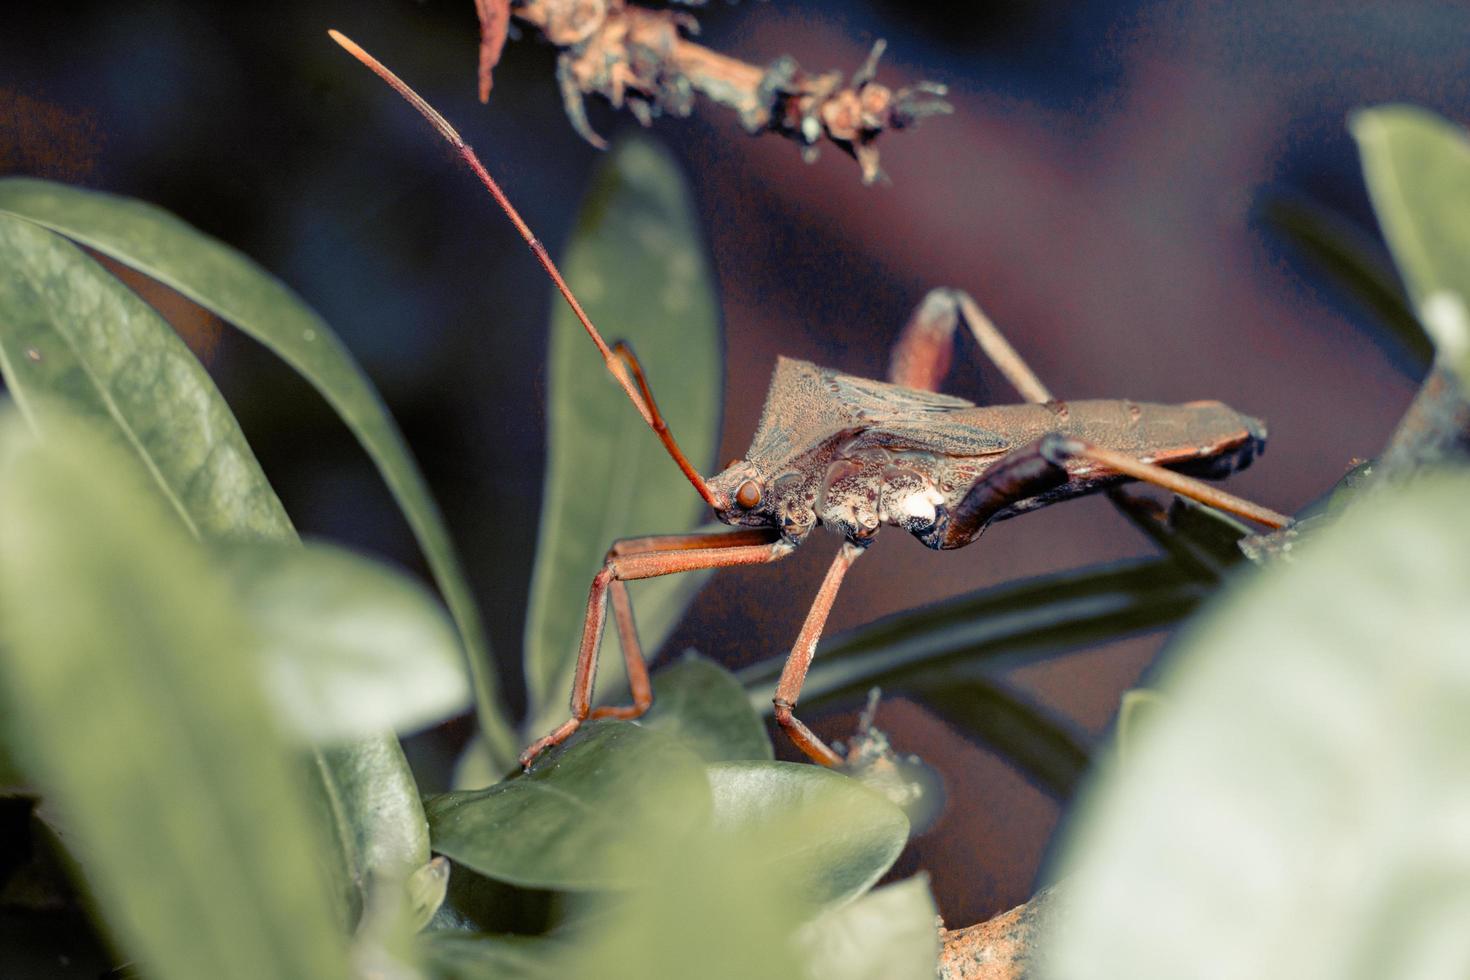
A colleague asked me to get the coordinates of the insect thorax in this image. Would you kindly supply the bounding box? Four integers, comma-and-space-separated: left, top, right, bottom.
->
714, 435, 1001, 549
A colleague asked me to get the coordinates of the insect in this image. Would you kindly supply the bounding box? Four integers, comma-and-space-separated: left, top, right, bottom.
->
329, 32, 1293, 770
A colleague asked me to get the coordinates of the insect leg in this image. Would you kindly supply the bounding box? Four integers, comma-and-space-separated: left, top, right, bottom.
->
1049, 439, 1294, 529
928, 436, 1075, 549
588, 527, 778, 722
772, 541, 866, 767
888, 287, 1053, 403
520, 528, 790, 768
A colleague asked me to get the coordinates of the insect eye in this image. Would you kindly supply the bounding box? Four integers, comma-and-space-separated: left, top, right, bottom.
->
735, 479, 763, 510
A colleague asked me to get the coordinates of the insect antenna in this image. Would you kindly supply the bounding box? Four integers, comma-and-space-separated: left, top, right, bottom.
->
328, 30, 723, 509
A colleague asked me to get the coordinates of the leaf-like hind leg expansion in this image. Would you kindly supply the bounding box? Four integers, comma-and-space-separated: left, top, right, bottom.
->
519, 528, 789, 768
888, 287, 1053, 403
773, 541, 866, 767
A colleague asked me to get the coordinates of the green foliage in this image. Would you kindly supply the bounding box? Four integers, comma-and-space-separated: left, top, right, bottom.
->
1352, 106, 1470, 388
1043, 474, 1470, 979
19, 87, 1466, 980
796, 876, 940, 980
0, 183, 478, 969
222, 541, 469, 742
704, 760, 910, 910
1041, 104, 1470, 977
0, 418, 350, 980
0, 177, 515, 765
0, 207, 440, 923
641, 652, 775, 762
523, 139, 722, 737
427, 723, 713, 891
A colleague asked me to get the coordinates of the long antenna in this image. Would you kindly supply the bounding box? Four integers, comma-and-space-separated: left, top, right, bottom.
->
328, 30, 722, 509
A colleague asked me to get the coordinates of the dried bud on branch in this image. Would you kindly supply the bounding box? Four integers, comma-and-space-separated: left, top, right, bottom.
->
475, 0, 952, 183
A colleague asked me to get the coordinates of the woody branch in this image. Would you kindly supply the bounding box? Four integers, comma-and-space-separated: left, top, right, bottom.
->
475, 0, 952, 183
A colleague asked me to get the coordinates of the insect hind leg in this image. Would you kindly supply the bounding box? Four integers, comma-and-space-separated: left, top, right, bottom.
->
919, 435, 1073, 550
888, 288, 1052, 403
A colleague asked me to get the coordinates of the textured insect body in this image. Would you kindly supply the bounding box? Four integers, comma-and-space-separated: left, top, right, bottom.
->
710, 356, 1267, 551
330, 33, 1293, 771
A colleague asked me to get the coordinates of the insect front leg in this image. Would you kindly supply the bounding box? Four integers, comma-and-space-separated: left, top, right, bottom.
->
519, 528, 791, 769
888, 287, 1053, 403
772, 541, 866, 767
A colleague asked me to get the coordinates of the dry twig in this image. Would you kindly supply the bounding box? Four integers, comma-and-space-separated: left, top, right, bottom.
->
474, 0, 951, 183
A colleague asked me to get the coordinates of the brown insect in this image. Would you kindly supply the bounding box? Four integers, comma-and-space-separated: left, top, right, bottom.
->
330, 32, 1293, 770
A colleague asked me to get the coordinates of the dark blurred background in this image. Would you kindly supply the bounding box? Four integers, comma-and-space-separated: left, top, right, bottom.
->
4, 0, 1466, 929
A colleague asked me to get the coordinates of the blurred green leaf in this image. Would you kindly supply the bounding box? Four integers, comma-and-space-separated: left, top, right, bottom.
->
1043, 473, 1470, 979
222, 541, 470, 742
425, 722, 712, 890
909, 671, 1091, 800
740, 558, 1210, 709
1113, 688, 1165, 770
0, 211, 291, 541
0, 177, 514, 765
642, 652, 774, 763
406, 857, 452, 931
0, 213, 423, 920
316, 737, 431, 889
0, 418, 348, 980
1352, 107, 1470, 388
1259, 193, 1432, 368
706, 761, 909, 910
562, 836, 806, 980
524, 137, 722, 736
561, 761, 912, 980
419, 931, 566, 979
795, 875, 939, 980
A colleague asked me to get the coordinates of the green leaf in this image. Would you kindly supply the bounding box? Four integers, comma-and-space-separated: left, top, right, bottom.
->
419, 931, 566, 979
222, 541, 470, 742
317, 737, 431, 885
706, 761, 909, 910
0, 213, 421, 921
1111, 491, 1250, 580
406, 858, 452, 931
641, 652, 774, 762
0, 177, 514, 766
795, 875, 939, 980
524, 137, 722, 736
1259, 193, 1432, 368
1113, 688, 1166, 770
740, 557, 1210, 709
1351, 106, 1470, 387
0, 211, 291, 541
425, 722, 712, 890
557, 761, 911, 980
0, 417, 348, 980
1042, 473, 1470, 979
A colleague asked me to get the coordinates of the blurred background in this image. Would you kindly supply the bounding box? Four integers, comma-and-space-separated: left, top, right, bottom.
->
3, 0, 1467, 930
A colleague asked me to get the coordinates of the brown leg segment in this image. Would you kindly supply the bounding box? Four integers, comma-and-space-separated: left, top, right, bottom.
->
1054, 439, 1293, 529
773, 541, 866, 767
888, 287, 1053, 403
519, 529, 792, 768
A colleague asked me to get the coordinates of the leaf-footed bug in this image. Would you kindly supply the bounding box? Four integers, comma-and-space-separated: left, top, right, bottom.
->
329, 31, 1292, 770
